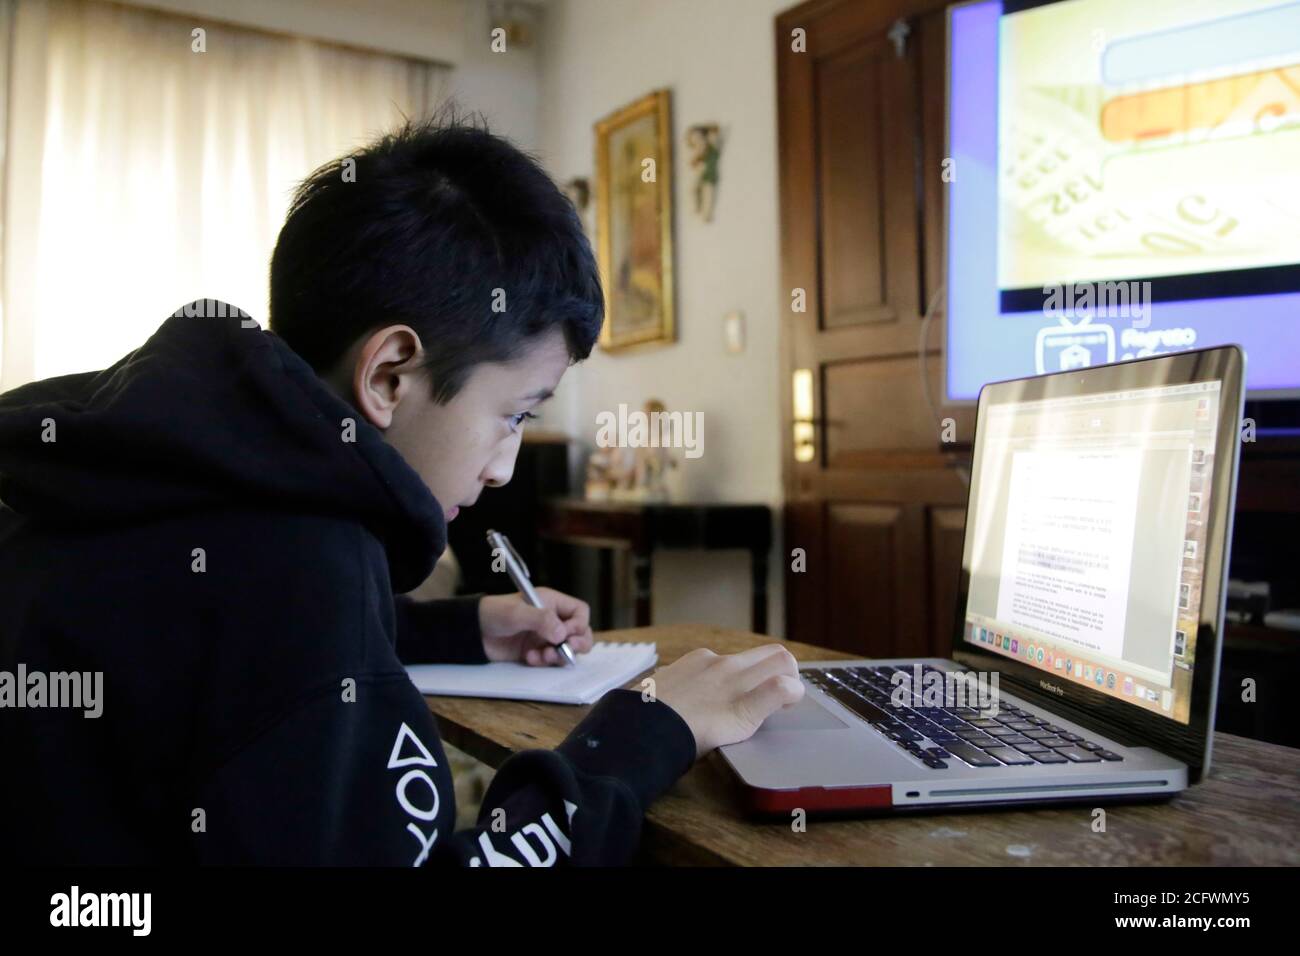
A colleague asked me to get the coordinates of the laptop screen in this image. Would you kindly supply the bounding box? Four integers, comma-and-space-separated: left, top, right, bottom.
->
961, 379, 1222, 726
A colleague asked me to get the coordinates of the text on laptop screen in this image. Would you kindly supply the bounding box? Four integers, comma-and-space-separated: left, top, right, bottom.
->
963, 380, 1221, 725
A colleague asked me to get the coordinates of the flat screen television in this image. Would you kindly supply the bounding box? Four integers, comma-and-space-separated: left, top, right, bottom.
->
945, 0, 1300, 408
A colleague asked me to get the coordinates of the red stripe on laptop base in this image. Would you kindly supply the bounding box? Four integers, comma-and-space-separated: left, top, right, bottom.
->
743, 783, 893, 814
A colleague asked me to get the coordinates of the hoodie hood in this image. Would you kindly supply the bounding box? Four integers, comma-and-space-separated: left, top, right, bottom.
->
0, 300, 445, 592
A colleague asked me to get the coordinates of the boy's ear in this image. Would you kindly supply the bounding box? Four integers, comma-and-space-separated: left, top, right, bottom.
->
348, 325, 424, 430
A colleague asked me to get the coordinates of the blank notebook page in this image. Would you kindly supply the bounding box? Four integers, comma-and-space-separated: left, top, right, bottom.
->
405, 642, 658, 705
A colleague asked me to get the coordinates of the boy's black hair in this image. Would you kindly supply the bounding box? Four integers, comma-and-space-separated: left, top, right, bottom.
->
269, 110, 603, 403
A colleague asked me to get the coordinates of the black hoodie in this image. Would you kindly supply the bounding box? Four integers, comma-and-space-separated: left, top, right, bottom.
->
0, 302, 696, 866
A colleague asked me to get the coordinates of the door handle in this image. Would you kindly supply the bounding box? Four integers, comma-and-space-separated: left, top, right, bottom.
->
792, 368, 817, 463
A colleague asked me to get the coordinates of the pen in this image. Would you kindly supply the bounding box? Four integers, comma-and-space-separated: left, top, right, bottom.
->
485, 529, 577, 667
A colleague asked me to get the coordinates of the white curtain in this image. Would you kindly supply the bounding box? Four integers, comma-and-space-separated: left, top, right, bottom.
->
1, 0, 450, 388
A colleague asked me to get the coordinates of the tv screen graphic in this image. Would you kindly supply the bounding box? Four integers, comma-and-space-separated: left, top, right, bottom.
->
947, 0, 1300, 400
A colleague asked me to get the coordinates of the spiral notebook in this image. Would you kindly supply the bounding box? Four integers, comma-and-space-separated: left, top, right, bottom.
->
405, 641, 658, 705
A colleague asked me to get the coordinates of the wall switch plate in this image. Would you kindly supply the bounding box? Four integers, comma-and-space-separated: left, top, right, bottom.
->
724, 310, 745, 354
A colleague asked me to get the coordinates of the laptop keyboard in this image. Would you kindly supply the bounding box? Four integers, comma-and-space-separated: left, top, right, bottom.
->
803, 665, 1124, 770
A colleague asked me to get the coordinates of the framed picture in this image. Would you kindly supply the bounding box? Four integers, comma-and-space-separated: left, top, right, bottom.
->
594, 89, 675, 351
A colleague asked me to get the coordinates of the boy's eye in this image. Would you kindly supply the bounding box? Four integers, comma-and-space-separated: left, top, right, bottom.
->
508, 411, 538, 431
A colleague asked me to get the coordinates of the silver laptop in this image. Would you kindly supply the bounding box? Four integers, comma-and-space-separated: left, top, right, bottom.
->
721, 345, 1245, 815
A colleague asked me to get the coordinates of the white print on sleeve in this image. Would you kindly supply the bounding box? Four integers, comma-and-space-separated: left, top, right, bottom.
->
468, 800, 578, 867
387, 722, 440, 866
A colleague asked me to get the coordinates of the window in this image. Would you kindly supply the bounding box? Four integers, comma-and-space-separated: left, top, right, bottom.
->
2, 0, 448, 386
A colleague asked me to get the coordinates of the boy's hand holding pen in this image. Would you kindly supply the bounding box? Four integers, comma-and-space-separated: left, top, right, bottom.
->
480, 529, 592, 666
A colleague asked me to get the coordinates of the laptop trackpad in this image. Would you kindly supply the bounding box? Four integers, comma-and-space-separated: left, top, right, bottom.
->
758, 694, 850, 732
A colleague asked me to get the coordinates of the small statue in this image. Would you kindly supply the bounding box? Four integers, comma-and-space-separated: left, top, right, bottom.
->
584, 399, 682, 502
630, 399, 676, 502
584, 444, 631, 500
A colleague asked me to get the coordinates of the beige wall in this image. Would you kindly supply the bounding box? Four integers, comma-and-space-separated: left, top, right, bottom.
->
450, 0, 542, 150
536, 0, 792, 636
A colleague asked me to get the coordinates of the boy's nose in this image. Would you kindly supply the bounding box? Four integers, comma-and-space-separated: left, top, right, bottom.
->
482, 442, 520, 488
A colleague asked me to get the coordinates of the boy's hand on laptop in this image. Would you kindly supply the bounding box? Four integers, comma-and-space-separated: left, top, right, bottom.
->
651, 645, 805, 759
478, 588, 595, 666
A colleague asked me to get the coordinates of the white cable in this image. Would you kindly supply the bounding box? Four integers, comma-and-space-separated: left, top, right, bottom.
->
918, 283, 971, 488
918, 283, 946, 428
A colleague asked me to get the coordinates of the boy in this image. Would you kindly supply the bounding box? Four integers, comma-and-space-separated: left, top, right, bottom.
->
0, 117, 803, 865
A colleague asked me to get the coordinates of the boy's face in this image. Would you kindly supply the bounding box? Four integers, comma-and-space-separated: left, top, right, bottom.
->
337, 326, 570, 520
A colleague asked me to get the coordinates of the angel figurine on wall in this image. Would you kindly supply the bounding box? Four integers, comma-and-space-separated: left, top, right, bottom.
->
685, 124, 723, 223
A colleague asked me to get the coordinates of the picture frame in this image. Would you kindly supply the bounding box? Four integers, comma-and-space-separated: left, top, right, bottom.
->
594, 89, 675, 352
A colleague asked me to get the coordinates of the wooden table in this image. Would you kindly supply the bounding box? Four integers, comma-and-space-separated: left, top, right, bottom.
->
425, 624, 1300, 866
536, 499, 772, 633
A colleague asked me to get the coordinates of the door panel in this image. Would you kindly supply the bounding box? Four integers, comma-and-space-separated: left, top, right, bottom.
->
823, 354, 954, 464
823, 503, 925, 657
815, 44, 887, 327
